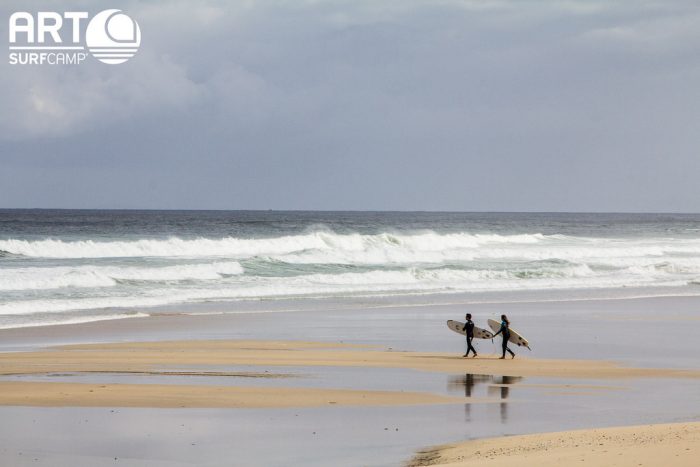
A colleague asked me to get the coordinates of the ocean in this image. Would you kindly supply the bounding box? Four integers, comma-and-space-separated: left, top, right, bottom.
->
1, 210, 700, 329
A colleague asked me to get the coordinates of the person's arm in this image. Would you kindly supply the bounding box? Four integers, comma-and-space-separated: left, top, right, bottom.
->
493, 323, 504, 337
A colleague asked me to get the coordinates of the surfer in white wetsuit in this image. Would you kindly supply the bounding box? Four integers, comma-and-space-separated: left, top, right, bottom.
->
492, 314, 515, 359
462, 313, 477, 358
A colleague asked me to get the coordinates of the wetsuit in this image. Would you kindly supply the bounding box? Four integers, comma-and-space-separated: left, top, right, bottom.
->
493, 320, 515, 358
462, 319, 477, 357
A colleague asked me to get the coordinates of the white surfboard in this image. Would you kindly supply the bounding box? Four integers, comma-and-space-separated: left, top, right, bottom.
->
488, 319, 531, 350
447, 320, 494, 339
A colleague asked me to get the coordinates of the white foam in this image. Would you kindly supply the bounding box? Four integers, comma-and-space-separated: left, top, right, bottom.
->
4, 233, 700, 276
0, 232, 552, 259
0, 261, 243, 291
0, 312, 149, 330
2, 230, 700, 322
0, 263, 689, 318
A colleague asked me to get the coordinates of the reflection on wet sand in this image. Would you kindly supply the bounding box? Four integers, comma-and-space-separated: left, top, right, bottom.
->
448, 374, 523, 422
490, 376, 523, 422
448, 374, 492, 397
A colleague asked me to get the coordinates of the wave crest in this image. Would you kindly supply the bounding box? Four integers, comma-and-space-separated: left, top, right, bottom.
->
0, 231, 553, 260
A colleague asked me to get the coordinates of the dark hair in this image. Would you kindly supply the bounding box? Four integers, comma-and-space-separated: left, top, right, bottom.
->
466, 313, 472, 319
501, 314, 510, 325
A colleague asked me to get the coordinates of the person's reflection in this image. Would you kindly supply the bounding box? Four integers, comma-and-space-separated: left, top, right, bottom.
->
448, 374, 492, 420
488, 375, 522, 423
448, 374, 523, 422
448, 373, 493, 396
464, 373, 475, 397
463, 374, 475, 420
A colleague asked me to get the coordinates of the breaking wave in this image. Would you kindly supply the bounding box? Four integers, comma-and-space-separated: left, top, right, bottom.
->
0, 232, 549, 259
2, 228, 700, 326
2, 232, 700, 267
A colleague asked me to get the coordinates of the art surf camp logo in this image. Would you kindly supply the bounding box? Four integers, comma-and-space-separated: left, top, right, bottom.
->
8, 9, 141, 65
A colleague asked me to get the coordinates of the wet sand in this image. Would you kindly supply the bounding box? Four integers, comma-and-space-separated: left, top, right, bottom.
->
0, 380, 466, 408
410, 422, 700, 466
0, 339, 698, 409
2, 339, 698, 380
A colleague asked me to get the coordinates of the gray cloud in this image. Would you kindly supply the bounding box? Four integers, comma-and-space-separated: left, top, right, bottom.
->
1, 0, 699, 211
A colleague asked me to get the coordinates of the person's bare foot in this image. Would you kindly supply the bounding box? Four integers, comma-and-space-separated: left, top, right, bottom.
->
472, 354, 477, 358
499, 356, 505, 359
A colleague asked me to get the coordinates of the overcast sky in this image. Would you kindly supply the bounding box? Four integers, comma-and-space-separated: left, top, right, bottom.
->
1, 0, 699, 211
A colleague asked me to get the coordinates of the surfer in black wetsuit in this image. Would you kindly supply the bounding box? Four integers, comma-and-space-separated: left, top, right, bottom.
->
462, 313, 477, 358
492, 314, 515, 359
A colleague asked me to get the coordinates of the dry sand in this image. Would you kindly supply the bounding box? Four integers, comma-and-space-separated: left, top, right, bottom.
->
409, 422, 700, 467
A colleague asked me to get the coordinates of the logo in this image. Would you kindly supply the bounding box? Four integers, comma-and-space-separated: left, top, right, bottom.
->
86, 10, 141, 64
8, 9, 141, 65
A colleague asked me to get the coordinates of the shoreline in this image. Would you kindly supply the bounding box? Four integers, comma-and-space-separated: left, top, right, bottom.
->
5, 289, 700, 334
0, 297, 700, 370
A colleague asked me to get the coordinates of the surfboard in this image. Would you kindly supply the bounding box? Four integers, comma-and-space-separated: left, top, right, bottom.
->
446, 320, 494, 339
487, 319, 531, 350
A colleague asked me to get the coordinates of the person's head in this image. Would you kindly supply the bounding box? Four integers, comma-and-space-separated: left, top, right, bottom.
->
501, 314, 509, 324
466, 313, 472, 320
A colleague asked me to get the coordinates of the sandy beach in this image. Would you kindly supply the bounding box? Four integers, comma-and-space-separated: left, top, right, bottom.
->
410, 422, 700, 467
0, 297, 699, 466
5, 0, 700, 459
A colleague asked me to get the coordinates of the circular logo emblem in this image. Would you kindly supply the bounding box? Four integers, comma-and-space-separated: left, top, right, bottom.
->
86, 9, 141, 65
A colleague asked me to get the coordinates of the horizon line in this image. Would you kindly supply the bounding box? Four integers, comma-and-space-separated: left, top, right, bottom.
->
1, 208, 699, 215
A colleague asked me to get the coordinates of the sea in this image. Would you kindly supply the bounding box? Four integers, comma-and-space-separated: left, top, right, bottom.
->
1, 210, 700, 329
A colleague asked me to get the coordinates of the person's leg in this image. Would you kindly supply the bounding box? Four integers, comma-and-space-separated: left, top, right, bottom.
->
467, 337, 476, 357
500, 337, 507, 359
463, 337, 469, 357
508, 346, 515, 358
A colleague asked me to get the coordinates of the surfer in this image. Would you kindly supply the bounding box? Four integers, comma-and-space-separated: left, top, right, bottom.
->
492, 314, 515, 359
462, 313, 477, 358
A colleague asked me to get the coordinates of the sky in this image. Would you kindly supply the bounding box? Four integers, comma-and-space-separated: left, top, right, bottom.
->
1, 0, 699, 212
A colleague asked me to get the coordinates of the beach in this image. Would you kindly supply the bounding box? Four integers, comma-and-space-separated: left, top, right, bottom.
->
5, 0, 700, 460
2, 211, 700, 465
1, 295, 699, 466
